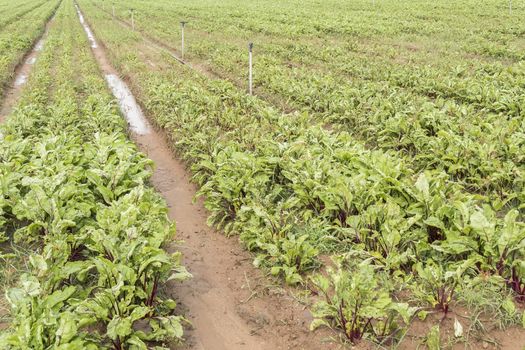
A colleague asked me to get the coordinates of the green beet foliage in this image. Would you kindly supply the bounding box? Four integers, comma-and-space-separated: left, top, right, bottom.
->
0, 1, 190, 348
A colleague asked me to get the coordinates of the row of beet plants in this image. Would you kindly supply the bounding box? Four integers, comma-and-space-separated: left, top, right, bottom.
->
0, 1, 189, 349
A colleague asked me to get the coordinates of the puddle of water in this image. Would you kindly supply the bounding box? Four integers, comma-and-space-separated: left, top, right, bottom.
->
1, 20, 51, 122
75, 5, 150, 135
35, 39, 44, 51
14, 74, 27, 87
75, 5, 98, 49
75, 5, 151, 136
105, 74, 150, 135
11, 25, 50, 88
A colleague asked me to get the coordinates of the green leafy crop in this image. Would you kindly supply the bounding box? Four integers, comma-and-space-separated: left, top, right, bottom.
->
0, 1, 190, 348
310, 256, 413, 344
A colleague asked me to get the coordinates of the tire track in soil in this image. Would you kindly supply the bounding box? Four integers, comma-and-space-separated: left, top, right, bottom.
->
75, 3, 340, 350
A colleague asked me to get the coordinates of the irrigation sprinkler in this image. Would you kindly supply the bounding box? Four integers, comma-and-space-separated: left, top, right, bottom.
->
180, 21, 187, 60
131, 9, 135, 31
248, 42, 253, 95
509, 0, 512, 14
112, 4, 115, 17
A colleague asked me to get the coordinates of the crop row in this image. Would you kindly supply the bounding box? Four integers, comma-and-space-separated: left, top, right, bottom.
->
0, 0, 59, 92
77, 1, 525, 344
106, 0, 525, 61
0, 1, 189, 348
88, 0, 525, 211
0, 0, 49, 31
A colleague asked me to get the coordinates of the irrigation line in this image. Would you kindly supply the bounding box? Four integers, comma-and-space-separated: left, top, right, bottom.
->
85, 0, 299, 109
91, 1, 186, 65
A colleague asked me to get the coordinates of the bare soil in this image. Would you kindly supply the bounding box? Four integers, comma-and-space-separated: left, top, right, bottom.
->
401, 306, 525, 350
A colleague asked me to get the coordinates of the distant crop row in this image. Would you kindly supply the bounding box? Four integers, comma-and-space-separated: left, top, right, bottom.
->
78, 0, 525, 345
0, 0, 49, 30
0, 1, 189, 348
95, 0, 525, 209
0, 0, 59, 91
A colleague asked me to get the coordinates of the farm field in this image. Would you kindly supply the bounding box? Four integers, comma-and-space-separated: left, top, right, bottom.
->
92, 0, 525, 200
0, 0, 525, 349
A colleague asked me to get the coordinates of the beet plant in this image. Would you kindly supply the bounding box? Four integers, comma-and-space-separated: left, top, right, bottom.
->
310, 257, 413, 344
